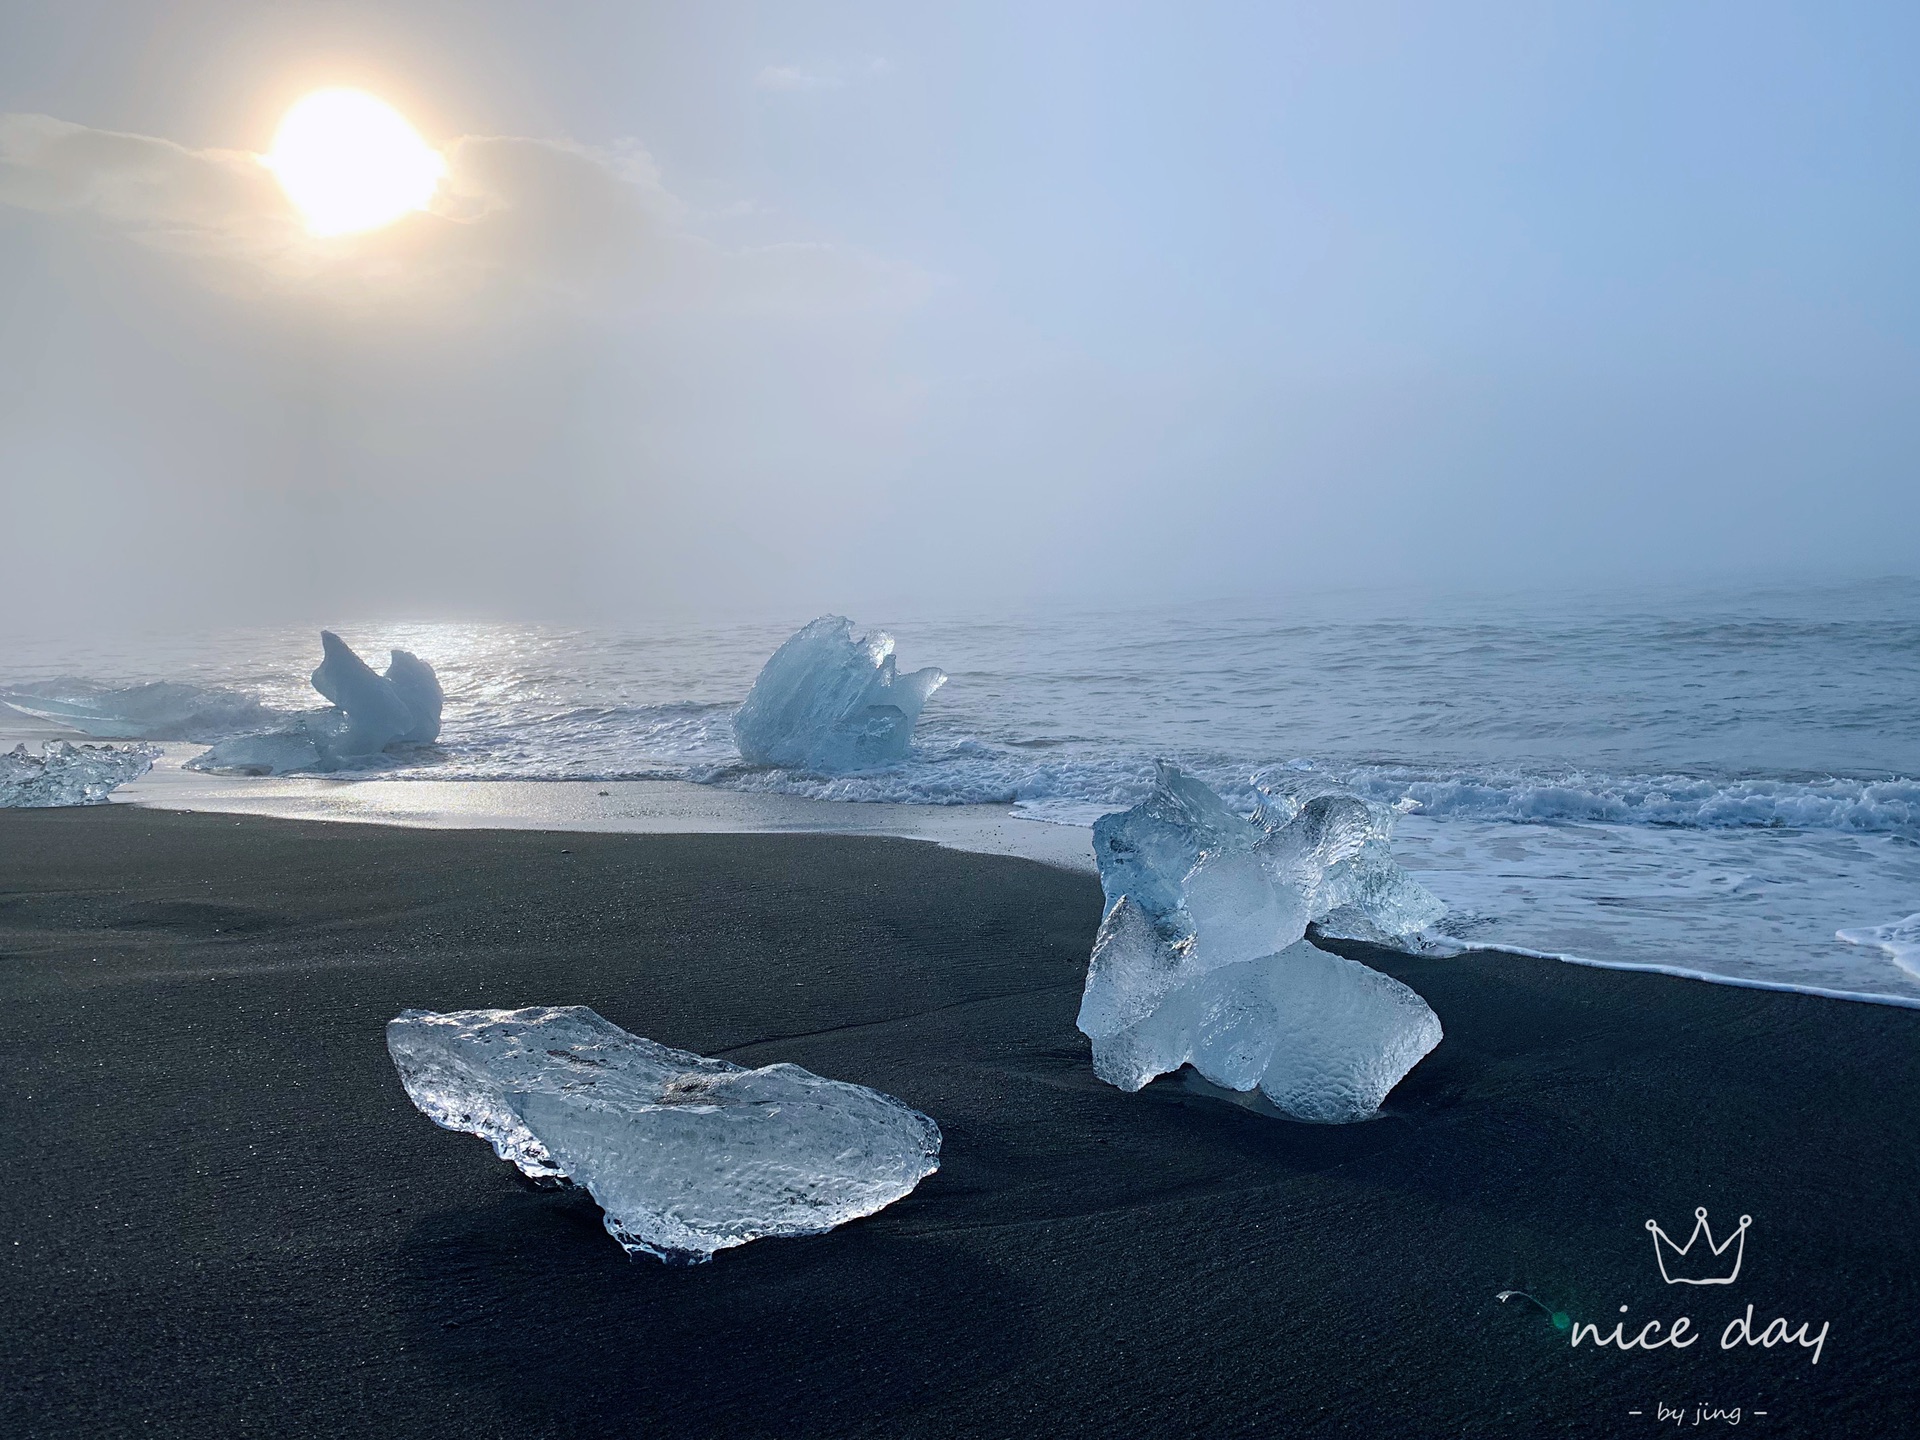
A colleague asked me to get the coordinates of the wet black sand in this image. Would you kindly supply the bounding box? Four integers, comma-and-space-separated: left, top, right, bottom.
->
2, 807, 1916, 1438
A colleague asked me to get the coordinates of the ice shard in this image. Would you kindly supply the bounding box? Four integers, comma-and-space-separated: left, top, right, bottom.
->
382, 649, 443, 744
0, 741, 156, 807
309, 630, 417, 755
1247, 769, 1447, 942
1078, 764, 1443, 1122
733, 616, 946, 772
387, 1006, 942, 1263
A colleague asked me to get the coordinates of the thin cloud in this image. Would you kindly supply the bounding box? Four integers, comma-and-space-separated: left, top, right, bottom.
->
0, 111, 930, 315
754, 58, 890, 93
755, 65, 843, 93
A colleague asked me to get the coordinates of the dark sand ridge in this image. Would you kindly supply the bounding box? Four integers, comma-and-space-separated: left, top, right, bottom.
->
2, 808, 1915, 1438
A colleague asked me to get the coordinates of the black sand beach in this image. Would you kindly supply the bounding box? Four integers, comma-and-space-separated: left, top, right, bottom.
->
3, 808, 1916, 1438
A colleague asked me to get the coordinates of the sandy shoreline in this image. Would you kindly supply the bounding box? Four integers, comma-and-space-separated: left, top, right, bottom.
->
3, 807, 1916, 1437
16, 725, 1918, 1009
105, 742, 1100, 873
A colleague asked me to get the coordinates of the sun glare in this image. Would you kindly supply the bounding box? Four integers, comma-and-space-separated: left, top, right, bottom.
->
267, 89, 445, 237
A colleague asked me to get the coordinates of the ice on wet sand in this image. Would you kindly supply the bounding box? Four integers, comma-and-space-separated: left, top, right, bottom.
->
0, 740, 156, 807
1078, 764, 1444, 1123
387, 1005, 942, 1263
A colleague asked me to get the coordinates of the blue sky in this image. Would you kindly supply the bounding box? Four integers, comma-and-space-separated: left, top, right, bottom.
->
3, 2, 1916, 626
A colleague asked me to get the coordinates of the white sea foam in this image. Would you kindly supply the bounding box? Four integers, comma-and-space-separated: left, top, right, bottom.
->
0, 680, 285, 741
1347, 767, 1920, 840
1836, 914, 1920, 981
5, 581, 1918, 1005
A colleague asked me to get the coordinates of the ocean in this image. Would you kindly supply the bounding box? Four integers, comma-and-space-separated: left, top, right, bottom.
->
6, 576, 1917, 1003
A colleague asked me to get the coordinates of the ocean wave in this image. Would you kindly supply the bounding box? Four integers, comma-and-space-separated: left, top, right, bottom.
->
334, 705, 1920, 840
1343, 767, 1920, 839
1435, 934, 1920, 1011
409, 731, 1920, 842
10, 669, 1916, 841
0, 680, 287, 742
1836, 914, 1920, 980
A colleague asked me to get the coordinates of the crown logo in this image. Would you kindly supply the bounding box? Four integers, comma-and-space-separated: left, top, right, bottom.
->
1646, 1206, 1750, 1285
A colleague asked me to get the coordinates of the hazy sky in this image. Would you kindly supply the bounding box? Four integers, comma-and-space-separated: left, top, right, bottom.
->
3, 1, 1916, 630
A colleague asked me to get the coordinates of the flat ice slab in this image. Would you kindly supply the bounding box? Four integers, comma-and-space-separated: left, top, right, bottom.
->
388, 1006, 942, 1263
0, 741, 156, 807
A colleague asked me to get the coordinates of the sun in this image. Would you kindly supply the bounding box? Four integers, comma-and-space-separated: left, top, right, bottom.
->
266, 89, 445, 237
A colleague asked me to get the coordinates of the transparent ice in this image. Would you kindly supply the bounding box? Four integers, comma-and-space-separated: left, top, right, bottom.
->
1079, 763, 1444, 1122
0, 741, 157, 807
189, 631, 443, 774
387, 1006, 942, 1263
0, 680, 283, 742
1092, 763, 1445, 943
733, 616, 946, 772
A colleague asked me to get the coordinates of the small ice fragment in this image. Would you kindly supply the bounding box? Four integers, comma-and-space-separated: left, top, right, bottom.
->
1078, 764, 1444, 1123
386, 1006, 942, 1263
1837, 914, 1920, 980
0, 741, 156, 807
733, 616, 946, 772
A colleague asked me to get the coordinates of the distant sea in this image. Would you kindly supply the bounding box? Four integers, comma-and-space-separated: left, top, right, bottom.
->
6, 577, 1918, 1003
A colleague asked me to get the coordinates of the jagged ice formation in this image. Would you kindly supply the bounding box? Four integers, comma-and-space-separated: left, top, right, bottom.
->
733, 616, 946, 773
188, 631, 443, 775
0, 741, 157, 807
1078, 763, 1445, 1123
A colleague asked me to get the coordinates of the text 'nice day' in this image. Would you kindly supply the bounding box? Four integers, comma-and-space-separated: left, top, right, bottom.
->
1572, 1305, 1828, 1365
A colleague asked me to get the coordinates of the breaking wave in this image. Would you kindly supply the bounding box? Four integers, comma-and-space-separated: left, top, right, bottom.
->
1339, 766, 1920, 841
7, 586, 1917, 1003
9, 669, 1917, 844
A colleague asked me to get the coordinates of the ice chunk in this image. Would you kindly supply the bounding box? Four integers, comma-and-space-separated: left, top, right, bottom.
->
1092, 761, 1259, 922
188, 631, 444, 775
1093, 762, 1445, 946
1078, 764, 1443, 1122
1837, 913, 1920, 980
1080, 909, 1443, 1122
310, 630, 417, 755
0, 740, 156, 807
382, 649, 443, 744
387, 1006, 941, 1263
0, 680, 283, 742
187, 723, 332, 776
1255, 786, 1448, 942
733, 616, 946, 772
